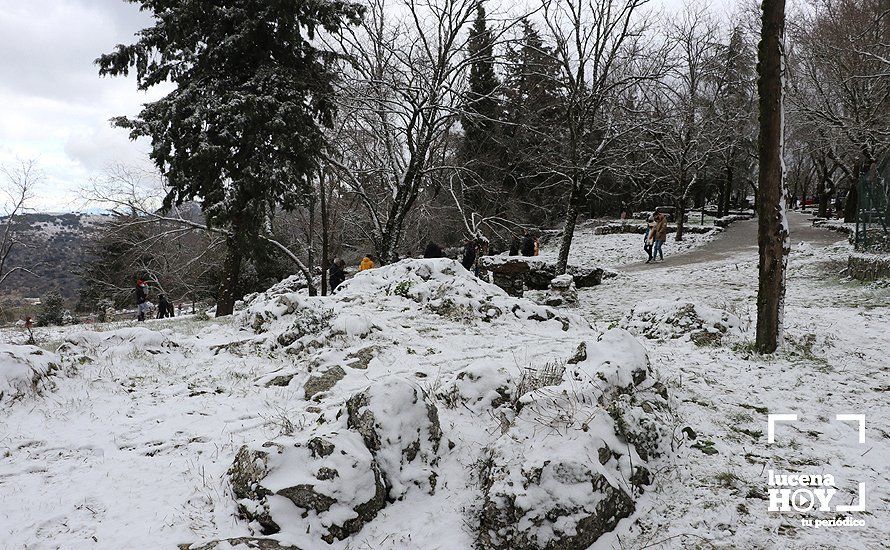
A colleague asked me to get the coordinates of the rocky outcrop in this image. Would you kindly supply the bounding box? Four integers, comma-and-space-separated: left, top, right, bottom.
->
228, 430, 387, 543
229, 377, 443, 542
622, 299, 740, 345
478, 329, 670, 550
303, 365, 346, 399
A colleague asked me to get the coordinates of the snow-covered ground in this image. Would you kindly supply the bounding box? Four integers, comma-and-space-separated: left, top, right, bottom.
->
1, 213, 887, 549
537, 219, 718, 268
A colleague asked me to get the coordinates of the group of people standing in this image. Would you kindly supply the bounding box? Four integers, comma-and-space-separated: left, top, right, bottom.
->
509, 229, 539, 257
135, 277, 176, 321
643, 211, 668, 263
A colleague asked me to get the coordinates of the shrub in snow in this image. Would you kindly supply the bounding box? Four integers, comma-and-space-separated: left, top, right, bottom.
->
36, 291, 65, 326
621, 299, 740, 345
0, 344, 60, 403
229, 377, 443, 542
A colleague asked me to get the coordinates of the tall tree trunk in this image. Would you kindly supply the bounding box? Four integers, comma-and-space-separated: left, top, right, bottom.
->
307, 194, 317, 297
320, 172, 330, 296
755, 0, 789, 354
717, 161, 734, 217
216, 227, 243, 317
675, 198, 686, 241
843, 161, 860, 222
556, 202, 579, 276
556, 177, 583, 275
817, 178, 829, 218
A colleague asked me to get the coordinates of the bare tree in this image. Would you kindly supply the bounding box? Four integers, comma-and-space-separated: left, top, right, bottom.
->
540, 0, 662, 273
83, 164, 318, 301
639, 7, 729, 240
325, 0, 494, 264
788, 0, 890, 221
755, 0, 789, 354
0, 160, 40, 288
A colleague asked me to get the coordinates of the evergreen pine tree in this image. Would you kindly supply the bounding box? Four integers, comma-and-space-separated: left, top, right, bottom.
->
96, 0, 363, 316
501, 19, 563, 224
460, 4, 504, 218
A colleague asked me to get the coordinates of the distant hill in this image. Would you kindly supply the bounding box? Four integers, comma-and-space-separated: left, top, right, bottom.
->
1, 212, 110, 307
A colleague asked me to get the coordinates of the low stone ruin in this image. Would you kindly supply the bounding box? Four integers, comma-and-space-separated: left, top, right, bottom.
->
480, 256, 604, 297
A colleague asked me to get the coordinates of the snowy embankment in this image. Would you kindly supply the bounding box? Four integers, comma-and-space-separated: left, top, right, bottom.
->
0, 259, 675, 549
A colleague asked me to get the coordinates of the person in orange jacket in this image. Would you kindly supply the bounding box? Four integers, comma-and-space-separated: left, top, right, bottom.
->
359, 254, 376, 271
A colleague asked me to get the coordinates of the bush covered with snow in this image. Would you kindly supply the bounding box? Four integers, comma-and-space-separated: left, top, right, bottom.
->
0, 344, 60, 403
621, 299, 741, 345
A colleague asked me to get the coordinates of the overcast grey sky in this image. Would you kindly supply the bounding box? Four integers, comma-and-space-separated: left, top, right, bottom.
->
1, 0, 726, 212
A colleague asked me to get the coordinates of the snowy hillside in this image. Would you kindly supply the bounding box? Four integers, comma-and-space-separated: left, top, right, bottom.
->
1, 216, 887, 549
0, 212, 110, 304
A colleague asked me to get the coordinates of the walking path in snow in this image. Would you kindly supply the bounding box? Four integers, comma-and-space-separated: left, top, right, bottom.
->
623, 211, 841, 272
582, 211, 890, 549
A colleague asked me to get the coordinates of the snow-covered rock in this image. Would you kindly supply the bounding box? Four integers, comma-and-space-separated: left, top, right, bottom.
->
226, 259, 672, 547
60, 326, 179, 357
229, 377, 442, 542
622, 299, 741, 345
0, 344, 60, 403
479, 329, 671, 549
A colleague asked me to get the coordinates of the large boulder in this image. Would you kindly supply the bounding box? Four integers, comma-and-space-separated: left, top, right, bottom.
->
346, 376, 443, 498
228, 377, 444, 542
478, 329, 671, 549
228, 430, 387, 543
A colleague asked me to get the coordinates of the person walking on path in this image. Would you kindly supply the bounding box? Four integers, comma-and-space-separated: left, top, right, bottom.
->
359, 254, 375, 271
136, 278, 149, 322
509, 233, 521, 256
652, 211, 668, 262
328, 258, 346, 293
644, 214, 655, 263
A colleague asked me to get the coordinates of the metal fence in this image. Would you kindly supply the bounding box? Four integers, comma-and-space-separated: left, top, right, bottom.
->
855, 156, 890, 252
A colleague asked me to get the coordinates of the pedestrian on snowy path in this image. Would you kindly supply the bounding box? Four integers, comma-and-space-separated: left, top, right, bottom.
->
520, 230, 536, 257
652, 211, 667, 262
644, 214, 655, 263
328, 258, 346, 293
509, 233, 521, 256
157, 294, 174, 319
135, 278, 149, 322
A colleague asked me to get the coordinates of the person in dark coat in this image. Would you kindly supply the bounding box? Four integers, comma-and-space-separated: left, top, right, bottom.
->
520, 230, 536, 257
157, 294, 175, 319
509, 234, 521, 256
136, 278, 149, 322
461, 239, 477, 271
423, 241, 444, 258
328, 258, 346, 293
